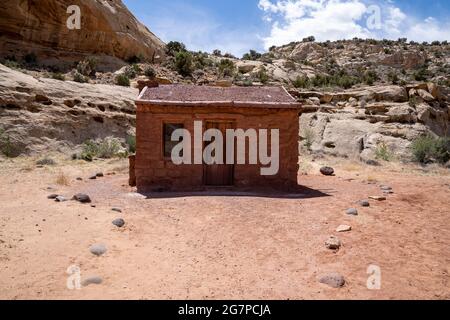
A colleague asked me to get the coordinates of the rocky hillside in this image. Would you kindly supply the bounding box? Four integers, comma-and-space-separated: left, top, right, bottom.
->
0, 64, 136, 156
0, 0, 165, 70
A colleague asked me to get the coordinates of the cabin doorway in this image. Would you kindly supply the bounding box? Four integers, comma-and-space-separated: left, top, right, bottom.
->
204, 121, 235, 186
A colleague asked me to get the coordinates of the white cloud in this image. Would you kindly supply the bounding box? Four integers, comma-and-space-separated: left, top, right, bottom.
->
259, 0, 450, 49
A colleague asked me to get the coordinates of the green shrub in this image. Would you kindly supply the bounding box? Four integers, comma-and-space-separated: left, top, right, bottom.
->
115, 74, 130, 87
303, 128, 315, 150
257, 67, 269, 84
126, 135, 136, 154
375, 142, 393, 161
293, 75, 310, 88
166, 41, 187, 56
175, 51, 193, 76
144, 66, 156, 78
124, 64, 140, 79
73, 71, 88, 83
242, 49, 262, 61
414, 67, 429, 81
218, 59, 235, 77
51, 73, 65, 81
0, 128, 14, 157
3, 59, 21, 69
411, 135, 450, 164
80, 138, 124, 161
76, 57, 97, 76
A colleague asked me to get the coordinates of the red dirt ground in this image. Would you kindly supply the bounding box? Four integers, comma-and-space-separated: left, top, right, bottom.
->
0, 157, 449, 299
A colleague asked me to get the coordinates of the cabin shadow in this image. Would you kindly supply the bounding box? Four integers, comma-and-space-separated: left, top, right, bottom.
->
138, 184, 331, 200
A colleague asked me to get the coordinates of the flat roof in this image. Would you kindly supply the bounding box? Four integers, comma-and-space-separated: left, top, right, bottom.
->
137, 84, 302, 109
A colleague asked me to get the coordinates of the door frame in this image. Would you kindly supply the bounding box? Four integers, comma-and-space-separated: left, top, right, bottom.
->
203, 120, 236, 186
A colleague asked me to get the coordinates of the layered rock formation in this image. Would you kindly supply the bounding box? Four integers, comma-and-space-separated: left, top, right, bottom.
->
296, 84, 449, 162
0, 64, 136, 156
0, 0, 165, 70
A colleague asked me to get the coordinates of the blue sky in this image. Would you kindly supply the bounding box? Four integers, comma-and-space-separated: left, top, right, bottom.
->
123, 0, 450, 56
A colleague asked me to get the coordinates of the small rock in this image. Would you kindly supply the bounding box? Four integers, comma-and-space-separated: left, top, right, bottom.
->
76, 177, 83, 181
111, 208, 122, 213
112, 218, 125, 228
89, 243, 107, 256
320, 167, 335, 176
383, 190, 394, 194
358, 200, 370, 207
96, 172, 104, 177
380, 185, 392, 191
336, 225, 352, 232
72, 193, 91, 203
346, 208, 358, 215
55, 196, 68, 202
319, 273, 345, 288
47, 194, 59, 199
89, 175, 97, 180
325, 236, 341, 250
82, 276, 103, 286
369, 196, 387, 201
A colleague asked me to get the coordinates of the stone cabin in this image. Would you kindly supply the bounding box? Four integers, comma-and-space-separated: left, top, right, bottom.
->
131, 84, 302, 192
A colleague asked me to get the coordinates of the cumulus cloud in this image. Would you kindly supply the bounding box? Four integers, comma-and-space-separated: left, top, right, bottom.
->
258, 0, 450, 49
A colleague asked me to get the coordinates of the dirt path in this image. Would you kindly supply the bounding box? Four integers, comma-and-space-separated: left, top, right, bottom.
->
0, 157, 449, 299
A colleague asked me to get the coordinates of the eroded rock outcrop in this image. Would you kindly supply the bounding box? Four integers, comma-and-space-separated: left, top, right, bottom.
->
0, 0, 165, 70
0, 64, 136, 156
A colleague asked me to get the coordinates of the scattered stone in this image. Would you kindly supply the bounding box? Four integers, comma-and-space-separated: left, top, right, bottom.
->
319, 273, 346, 288
89, 243, 107, 256
369, 196, 387, 201
336, 225, 352, 232
346, 208, 358, 215
383, 190, 394, 194
47, 194, 59, 199
112, 218, 125, 228
89, 175, 97, 180
55, 196, 68, 202
82, 276, 103, 286
111, 208, 122, 213
76, 177, 83, 181
96, 172, 104, 177
320, 166, 335, 176
325, 236, 341, 250
380, 185, 392, 191
358, 200, 370, 207
72, 193, 91, 203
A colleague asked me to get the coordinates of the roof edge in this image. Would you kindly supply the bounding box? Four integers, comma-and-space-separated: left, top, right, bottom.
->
135, 99, 303, 109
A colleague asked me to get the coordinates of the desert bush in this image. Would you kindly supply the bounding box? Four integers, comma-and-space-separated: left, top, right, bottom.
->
166, 41, 187, 56
411, 135, 450, 164
115, 74, 130, 87
387, 71, 400, 85
0, 128, 14, 157
293, 75, 310, 88
175, 51, 193, 76
302, 128, 315, 150
76, 57, 97, 76
257, 67, 269, 84
414, 67, 429, 81
375, 142, 393, 161
362, 70, 378, 85
126, 135, 136, 154
3, 59, 21, 69
144, 66, 156, 78
124, 64, 140, 79
302, 36, 315, 42
218, 59, 235, 77
36, 157, 56, 166
80, 138, 124, 161
242, 50, 262, 61
51, 73, 65, 81
73, 71, 88, 83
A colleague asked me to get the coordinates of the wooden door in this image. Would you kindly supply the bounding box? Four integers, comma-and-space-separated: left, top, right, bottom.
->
204, 122, 234, 186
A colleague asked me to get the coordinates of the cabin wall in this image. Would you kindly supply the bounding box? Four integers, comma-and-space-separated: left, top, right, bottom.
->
135, 103, 300, 192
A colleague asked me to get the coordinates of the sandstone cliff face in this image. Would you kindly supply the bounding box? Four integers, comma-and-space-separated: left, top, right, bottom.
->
0, 0, 165, 70
0, 64, 136, 156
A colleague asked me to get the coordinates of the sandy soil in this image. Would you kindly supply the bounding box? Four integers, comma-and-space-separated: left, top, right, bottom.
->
0, 155, 449, 300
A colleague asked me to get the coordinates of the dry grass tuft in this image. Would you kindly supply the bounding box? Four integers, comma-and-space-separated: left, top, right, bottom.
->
56, 172, 70, 186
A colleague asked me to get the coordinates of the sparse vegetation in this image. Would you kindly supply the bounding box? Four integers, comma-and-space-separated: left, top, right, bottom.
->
51, 72, 65, 81
411, 135, 450, 164
302, 128, 315, 150
166, 41, 187, 56
80, 138, 124, 161
144, 66, 156, 78
36, 157, 56, 166
73, 71, 88, 83
126, 135, 136, 154
257, 67, 269, 84
76, 57, 98, 76
218, 59, 235, 77
242, 50, 262, 61
115, 74, 130, 87
56, 172, 70, 186
0, 128, 14, 157
375, 142, 393, 161
175, 51, 193, 76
